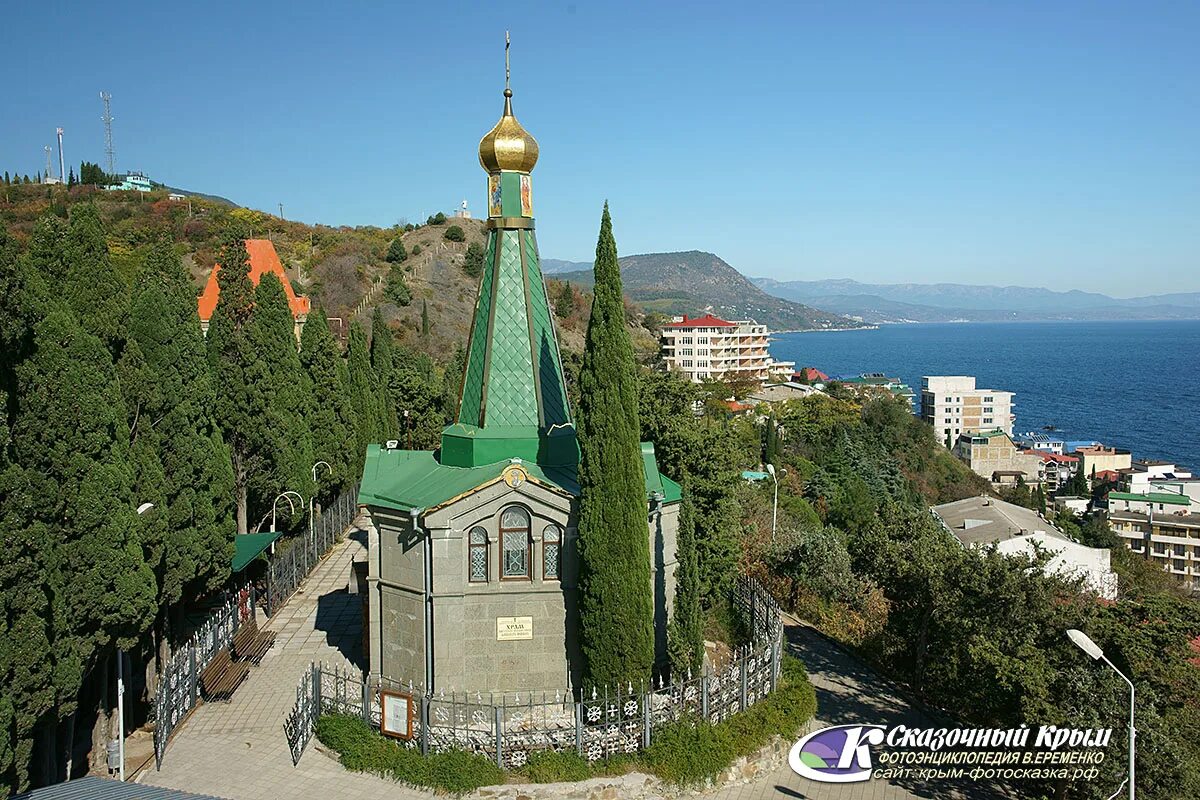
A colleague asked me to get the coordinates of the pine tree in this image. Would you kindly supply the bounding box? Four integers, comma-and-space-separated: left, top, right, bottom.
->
667, 486, 703, 677
575, 204, 654, 691
553, 281, 576, 318
370, 309, 399, 438
207, 233, 258, 533
345, 320, 378, 476
386, 238, 407, 263
441, 343, 467, 422
300, 307, 356, 503
127, 239, 235, 605
463, 241, 485, 278
245, 274, 315, 530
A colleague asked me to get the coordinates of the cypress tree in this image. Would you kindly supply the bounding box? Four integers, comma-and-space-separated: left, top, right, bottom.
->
128, 240, 235, 606
667, 486, 703, 677
346, 321, 378, 475
370, 309, 399, 438
207, 234, 258, 533
300, 307, 356, 502
575, 204, 654, 691
245, 274, 315, 530
421, 299, 430, 338
10, 310, 155, 760
63, 203, 128, 355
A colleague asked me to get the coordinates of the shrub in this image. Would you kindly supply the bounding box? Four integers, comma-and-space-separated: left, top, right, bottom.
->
386, 264, 412, 306
443, 225, 465, 242
521, 750, 594, 783
641, 717, 733, 786
316, 714, 503, 793
463, 241, 485, 278
427, 212, 446, 225
411, 244, 422, 256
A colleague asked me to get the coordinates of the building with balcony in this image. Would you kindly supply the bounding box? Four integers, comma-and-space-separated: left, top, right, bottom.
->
659, 314, 795, 385
920, 376, 1014, 444
1014, 431, 1065, 455
1109, 511, 1200, 592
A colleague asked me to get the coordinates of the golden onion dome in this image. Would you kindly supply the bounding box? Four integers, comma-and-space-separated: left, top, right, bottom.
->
479, 89, 539, 174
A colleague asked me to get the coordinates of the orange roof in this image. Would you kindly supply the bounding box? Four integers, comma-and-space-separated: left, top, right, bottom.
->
197, 239, 310, 322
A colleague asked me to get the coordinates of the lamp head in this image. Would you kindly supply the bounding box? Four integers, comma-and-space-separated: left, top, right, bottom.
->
1067, 628, 1104, 660
766, 464, 776, 477
136, 502, 155, 516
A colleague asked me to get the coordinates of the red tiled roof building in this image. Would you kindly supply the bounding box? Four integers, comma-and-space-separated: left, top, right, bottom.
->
197, 239, 310, 339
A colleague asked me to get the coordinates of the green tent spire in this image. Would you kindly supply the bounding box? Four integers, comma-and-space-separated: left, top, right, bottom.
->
440, 76, 576, 469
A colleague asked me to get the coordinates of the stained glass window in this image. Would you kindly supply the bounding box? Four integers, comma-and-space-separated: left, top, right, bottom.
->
543, 524, 561, 580
469, 526, 488, 582
500, 506, 530, 579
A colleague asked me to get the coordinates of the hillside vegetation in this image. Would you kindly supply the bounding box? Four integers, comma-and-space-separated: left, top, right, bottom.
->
558, 250, 861, 331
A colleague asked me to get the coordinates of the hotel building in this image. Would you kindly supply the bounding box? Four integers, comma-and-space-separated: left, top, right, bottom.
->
659, 314, 795, 384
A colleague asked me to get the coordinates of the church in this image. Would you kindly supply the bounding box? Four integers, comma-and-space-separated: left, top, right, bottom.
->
358, 76, 682, 695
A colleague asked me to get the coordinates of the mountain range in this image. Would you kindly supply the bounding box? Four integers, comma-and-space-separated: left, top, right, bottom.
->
750, 278, 1200, 324
549, 251, 863, 331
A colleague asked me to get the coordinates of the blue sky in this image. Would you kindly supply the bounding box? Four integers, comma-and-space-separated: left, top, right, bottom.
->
3, 1, 1197, 296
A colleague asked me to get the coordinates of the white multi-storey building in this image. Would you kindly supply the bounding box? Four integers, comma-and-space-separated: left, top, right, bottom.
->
659, 313, 795, 385
921, 376, 1014, 444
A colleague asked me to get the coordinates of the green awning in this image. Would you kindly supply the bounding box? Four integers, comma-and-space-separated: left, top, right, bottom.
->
231, 531, 284, 572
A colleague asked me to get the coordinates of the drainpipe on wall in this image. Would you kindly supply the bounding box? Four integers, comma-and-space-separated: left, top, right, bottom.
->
410, 506, 433, 693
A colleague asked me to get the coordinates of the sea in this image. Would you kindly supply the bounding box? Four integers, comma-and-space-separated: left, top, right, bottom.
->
770, 320, 1200, 470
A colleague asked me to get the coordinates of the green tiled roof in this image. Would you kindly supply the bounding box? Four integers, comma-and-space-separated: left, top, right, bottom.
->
1110, 492, 1190, 506
360, 442, 680, 512
447, 223, 574, 468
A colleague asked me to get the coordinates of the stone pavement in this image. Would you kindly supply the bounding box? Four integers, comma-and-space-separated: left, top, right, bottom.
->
139, 520, 427, 800
709, 619, 1009, 800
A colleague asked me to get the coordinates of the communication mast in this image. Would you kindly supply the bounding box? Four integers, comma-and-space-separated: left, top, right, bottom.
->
57, 128, 65, 184
100, 91, 115, 177
44, 146, 53, 181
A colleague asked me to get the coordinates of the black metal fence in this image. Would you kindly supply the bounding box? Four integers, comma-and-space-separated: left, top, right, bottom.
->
285, 576, 784, 768
153, 585, 253, 769
264, 485, 359, 617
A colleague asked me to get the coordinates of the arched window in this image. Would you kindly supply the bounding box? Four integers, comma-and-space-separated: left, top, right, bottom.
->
543, 524, 561, 581
499, 506, 531, 580
468, 526, 488, 583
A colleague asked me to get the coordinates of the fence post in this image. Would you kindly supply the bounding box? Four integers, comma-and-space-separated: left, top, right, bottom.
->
362, 680, 370, 725
312, 663, 322, 718
740, 652, 749, 712
701, 674, 709, 721
420, 695, 430, 756
188, 644, 197, 707
642, 690, 651, 748
575, 701, 583, 757
494, 706, 503, 768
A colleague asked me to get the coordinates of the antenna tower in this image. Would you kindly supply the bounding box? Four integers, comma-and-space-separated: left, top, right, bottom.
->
57, 128, 65, 184
44, 146, 53, 181
100, 91, 115, 177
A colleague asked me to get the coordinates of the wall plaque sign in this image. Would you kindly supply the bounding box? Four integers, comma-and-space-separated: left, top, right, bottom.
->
496, 616, 534, 641
379, 690, 415, 740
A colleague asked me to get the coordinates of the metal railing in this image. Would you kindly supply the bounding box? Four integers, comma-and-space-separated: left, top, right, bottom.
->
264, 485, 359, 617
285, 577, 784, 768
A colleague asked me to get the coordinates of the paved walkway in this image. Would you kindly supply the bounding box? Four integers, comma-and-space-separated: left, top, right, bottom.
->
710, 620, 1009, 800
140, 521, 427, 800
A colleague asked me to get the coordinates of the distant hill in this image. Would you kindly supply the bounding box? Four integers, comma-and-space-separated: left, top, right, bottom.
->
156, 183, 238, 207
752, 277, 1200, 323
540, 258, 591, 275
554, 250, 862, 331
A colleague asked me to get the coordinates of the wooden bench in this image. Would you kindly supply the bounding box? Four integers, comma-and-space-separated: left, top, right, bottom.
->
199, 647, 249, 701
232, 616, 276, 665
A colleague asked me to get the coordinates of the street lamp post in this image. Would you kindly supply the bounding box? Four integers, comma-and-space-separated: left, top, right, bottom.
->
310, 461, 332, 546
272, 491, 303, 535
1067, 629, 1135, 800
766, 464, 778, 543
116, 502, 155, 780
